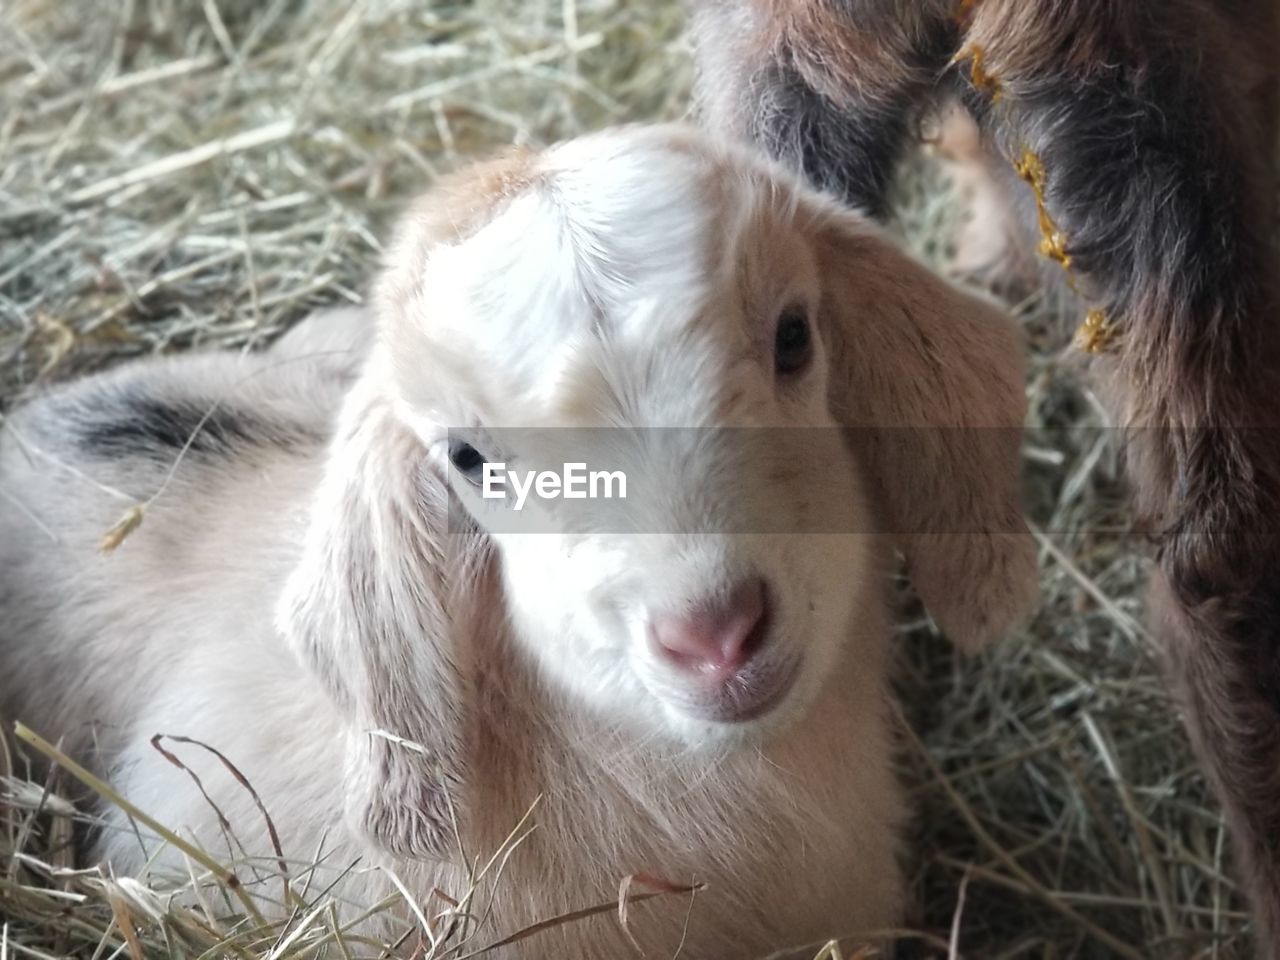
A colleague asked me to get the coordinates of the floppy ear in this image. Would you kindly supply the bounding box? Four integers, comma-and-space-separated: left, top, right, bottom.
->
815, 215, 1037, 651
276, 365, 482, 860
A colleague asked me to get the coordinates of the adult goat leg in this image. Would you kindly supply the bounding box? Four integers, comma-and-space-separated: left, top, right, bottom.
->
691, 1, 954, 217
958, 1, 1280, 951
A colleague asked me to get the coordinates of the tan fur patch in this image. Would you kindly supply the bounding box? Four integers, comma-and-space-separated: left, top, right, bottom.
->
373, 149, 541, 345
748, 0, 927, 105
807, 209, 1037, 652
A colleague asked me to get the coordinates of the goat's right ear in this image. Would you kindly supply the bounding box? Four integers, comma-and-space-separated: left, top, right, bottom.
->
276, 371, 478, 860
813, 213, 1038, 652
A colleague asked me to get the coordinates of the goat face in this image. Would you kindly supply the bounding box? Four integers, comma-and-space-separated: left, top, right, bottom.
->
370, 126, 1030, 748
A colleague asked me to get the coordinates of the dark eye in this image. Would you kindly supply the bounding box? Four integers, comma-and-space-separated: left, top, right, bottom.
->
774, 308, 812, 376
448, 440, 486, 484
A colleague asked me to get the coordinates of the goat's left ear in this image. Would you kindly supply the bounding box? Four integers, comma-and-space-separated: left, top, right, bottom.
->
814, 214, 1037, 651
275, 371, 481, 860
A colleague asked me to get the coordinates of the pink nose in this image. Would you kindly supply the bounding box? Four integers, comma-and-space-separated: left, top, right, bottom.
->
650, 578, 768, 676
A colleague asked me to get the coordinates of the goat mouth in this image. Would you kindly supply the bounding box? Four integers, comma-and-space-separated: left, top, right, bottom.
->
698, 656, 801, 724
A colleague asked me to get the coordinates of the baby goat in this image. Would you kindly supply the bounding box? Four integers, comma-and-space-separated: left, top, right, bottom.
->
0, 126, 1034, 957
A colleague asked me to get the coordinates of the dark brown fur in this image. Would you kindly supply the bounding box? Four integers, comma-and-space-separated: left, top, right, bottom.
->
692, 0, 1280, 953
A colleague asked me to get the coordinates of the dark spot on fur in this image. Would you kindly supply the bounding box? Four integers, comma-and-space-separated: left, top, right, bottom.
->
73, 392, 321, 462
750, 66, 909, 217
736, 5, 955, 218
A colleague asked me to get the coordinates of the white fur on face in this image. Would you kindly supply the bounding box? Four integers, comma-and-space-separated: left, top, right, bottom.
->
386, 128, 877, 747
